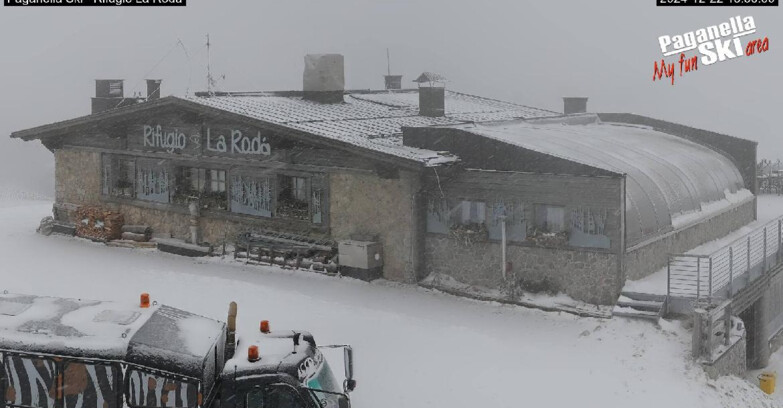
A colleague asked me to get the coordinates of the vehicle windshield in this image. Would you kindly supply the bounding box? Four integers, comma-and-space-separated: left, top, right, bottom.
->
304, 360, 346, 408
246, 386, 304, 408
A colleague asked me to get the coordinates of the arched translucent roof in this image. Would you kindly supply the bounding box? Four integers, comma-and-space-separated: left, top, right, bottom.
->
460, 118, 748, 244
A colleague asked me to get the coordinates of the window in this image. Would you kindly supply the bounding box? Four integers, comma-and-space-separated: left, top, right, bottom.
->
210, 169, 226, 193
488, 201, 526, 242
62, 362, 121, 408
426, 197, 450, 234
174, 167, 227, 210
277, 175, 309, 221
127, 369, 197, 408
136, 160, 170, 203
3, 355, 57, 408
230, 174, 273, 217
246, 385, 305, 408
102, 155, 135, 198
455, 200, 486, 226
311, 188, 323, 224
535, 205, 565, 233
568, 207, 611, 249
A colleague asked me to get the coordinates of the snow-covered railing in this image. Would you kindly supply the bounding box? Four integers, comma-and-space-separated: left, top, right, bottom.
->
668, 217, 783, 302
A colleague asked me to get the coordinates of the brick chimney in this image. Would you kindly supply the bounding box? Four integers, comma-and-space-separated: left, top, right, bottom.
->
563, 97, 588, 115
414, 72, 446, 117
303, 54, 345, 103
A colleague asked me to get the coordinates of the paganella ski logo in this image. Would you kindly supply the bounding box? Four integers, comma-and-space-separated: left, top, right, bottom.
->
653, 16, 769, 85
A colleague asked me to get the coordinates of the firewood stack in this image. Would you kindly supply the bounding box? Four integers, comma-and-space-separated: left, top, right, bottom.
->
75, 206, 124, 241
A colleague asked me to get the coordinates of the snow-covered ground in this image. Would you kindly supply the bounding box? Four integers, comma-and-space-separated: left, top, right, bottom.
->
0, 196, 779, 408
626, 195, 783, 295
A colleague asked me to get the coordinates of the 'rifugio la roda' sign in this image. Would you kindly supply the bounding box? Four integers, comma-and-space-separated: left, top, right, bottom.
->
138, 123, 272, 157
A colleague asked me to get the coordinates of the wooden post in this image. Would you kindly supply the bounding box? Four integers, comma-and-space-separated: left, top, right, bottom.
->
500, 215, 507, 281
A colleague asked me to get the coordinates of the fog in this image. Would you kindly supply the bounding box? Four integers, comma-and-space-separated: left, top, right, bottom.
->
1, 1, 780, 196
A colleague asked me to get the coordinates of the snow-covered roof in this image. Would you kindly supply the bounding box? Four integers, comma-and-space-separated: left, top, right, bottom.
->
225, 330, 313, 377
10, 89, 558, 168
446, 115, 749, 243
0, 293, 224, 379
185, 89, 559, 167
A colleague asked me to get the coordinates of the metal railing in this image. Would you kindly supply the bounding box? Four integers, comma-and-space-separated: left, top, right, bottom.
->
668, 217, 783, 301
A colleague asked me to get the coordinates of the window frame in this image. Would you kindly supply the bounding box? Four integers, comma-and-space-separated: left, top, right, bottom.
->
124, 366, 200, 408
2, 353, 58, 408
534, 204, 566, 233
135, 159, 172, 204
276, 174, 311, 222
172, 166, 229, 211
102, 154, 137, 199
61, 360, 123, 408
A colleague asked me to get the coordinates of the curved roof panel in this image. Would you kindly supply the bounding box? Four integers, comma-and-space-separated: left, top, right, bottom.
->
456, 117, 748, 244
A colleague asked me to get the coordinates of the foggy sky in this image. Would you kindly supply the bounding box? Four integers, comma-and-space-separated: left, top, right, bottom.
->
1, 0, 781, 196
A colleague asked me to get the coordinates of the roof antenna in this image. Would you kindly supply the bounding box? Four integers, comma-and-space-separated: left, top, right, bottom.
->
206, 34, 213, 95
386, 48, 391, 76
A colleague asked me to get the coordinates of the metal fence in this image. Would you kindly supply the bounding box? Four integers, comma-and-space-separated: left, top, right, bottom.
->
668, 217, 783, 301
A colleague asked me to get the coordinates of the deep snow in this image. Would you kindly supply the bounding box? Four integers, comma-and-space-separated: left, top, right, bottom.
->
0, 196, 779, 408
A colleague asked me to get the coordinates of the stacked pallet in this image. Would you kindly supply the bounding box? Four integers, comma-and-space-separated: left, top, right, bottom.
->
75, 206, 124, 241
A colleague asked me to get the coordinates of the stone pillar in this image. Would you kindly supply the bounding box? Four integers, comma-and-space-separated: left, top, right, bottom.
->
755, 288, 772, 367
188, 200, 201, 245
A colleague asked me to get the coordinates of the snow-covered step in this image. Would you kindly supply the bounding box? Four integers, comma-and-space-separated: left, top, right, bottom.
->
612, 291, 667, 321
612, 306, 660, 320
154, 238, 211, 257
616, 298, 664, 312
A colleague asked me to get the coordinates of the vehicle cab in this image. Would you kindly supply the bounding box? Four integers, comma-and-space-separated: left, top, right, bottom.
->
220, 326, 353, 408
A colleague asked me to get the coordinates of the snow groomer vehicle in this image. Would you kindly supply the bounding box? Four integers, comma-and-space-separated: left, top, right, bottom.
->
0, 293, 355, 408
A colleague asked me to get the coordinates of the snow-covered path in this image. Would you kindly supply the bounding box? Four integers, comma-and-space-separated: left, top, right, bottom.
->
0, 199, 777, 408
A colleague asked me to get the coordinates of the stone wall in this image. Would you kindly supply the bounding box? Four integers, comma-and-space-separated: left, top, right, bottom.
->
53, 147, 422, 282
625, 198, 757, 280
703, 336, 747, 380
329, 170, 420, 283
425, 236, 620, 305
54, 148, 102, 206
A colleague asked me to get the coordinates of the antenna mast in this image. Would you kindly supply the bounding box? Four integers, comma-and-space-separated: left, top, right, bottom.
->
386, 48, 391, 76
206, 34, 212, 94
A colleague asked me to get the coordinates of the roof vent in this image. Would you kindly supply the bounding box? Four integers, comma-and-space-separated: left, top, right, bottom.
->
146, 79, 162, 101
563, 97, 588, 115
92, 79, 142, 114
414, 72, 446, 117
303, 54, 345, 103
384, 75, 402, 90
383, 49, 402, 90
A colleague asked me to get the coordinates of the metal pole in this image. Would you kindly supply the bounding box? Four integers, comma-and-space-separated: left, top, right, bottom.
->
778, 219, 782, 264
724, 305, 732, 346
748, 236, 752, 278
667, 257, 671, 299
764, 227, 768, 272
729, 247, 734, 297
500, 215, 507, 281
697, 257, 701, 301
708, 257, 713, 300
